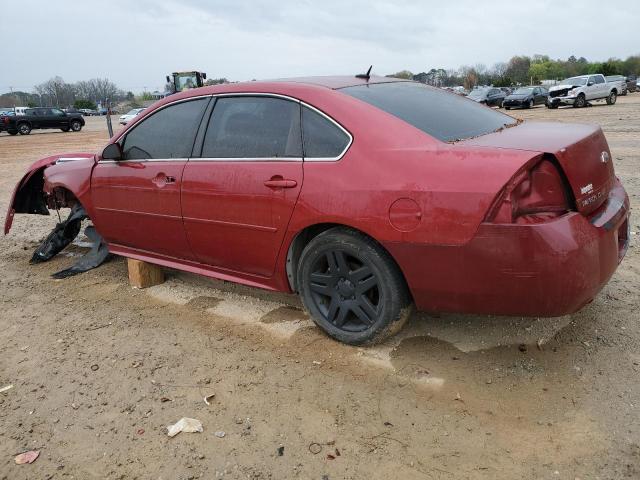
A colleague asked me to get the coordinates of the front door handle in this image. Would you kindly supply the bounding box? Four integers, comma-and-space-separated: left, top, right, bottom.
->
264, 177, 297, 189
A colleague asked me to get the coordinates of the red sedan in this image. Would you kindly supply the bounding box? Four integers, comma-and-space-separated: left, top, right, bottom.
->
5, 76, 630, 345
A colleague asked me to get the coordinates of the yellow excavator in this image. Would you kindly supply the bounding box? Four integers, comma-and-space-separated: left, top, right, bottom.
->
166, 71, 207, 94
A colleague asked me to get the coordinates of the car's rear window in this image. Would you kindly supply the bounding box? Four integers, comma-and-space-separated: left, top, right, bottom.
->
340, 82, 517, 142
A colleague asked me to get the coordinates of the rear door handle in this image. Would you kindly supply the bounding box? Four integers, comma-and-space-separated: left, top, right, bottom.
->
264, 178, 297, 189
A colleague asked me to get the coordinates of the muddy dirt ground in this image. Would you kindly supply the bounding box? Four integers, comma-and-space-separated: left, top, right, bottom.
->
1, 96, 638, 480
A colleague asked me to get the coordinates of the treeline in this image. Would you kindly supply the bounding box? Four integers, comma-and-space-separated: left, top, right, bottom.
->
0, 77, 134, 109
390, 54, 640, 89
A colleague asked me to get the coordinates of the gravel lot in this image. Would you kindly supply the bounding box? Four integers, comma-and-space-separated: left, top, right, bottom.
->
0, 96, 638, 480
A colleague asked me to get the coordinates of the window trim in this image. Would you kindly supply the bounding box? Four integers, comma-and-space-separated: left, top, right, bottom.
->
299, 102, 353, 162
105, 92, 353, 164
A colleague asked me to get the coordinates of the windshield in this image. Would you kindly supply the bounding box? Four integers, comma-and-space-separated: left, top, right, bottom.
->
340, 82, 517, 142
175, 74, 198, 91
514, 87, 534, 94
563, 77, 587, 86
467, 88, 489, 98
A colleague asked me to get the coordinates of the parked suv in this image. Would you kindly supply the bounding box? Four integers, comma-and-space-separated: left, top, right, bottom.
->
547, 74, 619, 108
1, 107, 85, 135
467, 87, 506, 107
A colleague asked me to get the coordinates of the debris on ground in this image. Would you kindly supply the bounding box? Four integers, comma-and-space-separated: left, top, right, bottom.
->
0, 384, 14, 393
52, 225, 110, 279
277, 446, 285, 456
14, 450, 40, 465
167, 417, 203, 437
309, 442, 322, 454
214, 431, 226, 438
30, 204, 86, 264
204, 393, 215, 405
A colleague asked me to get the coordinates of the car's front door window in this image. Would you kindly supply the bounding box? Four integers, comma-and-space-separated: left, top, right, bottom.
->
121, 98, 208, 160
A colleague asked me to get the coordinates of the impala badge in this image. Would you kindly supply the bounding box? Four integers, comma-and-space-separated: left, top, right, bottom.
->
601, 151, 609, 163
580, 183, 593, 195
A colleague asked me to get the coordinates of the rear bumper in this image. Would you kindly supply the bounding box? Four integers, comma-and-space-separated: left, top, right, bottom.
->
387, 180, 630, 317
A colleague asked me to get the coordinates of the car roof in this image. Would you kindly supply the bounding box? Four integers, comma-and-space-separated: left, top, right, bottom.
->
268, 75, 410, 90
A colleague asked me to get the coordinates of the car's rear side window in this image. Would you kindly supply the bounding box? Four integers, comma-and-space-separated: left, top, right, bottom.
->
202, 97, 302, 158
340, 82, 517, 142
122, 98, 208, 160
302, 106, 350, 159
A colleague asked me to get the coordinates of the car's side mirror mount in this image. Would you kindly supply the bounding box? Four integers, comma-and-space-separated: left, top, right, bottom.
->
587, 81, 594, 86
102, 143, 123, 161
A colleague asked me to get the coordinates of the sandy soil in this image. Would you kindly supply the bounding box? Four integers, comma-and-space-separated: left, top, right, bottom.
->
0, 97, 638, 480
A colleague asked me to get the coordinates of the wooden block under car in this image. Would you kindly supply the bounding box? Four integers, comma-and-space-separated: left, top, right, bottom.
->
127, 258, 165, 288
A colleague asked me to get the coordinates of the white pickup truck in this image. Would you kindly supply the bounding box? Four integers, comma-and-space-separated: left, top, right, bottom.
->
546, 74, 619, 108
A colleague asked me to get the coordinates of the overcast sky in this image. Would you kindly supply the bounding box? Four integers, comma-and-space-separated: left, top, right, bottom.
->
3, 0, 639, 93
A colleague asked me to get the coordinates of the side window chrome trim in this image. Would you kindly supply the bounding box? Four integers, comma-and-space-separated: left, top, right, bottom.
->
105, 92, 353, 164
300, 102, 353, 162
98, 158, 190, 164
189, 157, 303, 162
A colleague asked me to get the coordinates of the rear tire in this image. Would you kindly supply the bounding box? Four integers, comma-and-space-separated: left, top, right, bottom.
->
61, 127, 70, 132
70, 120, 82, 132
505, 106, 511, 110
606, 91, 617, 105
297, 228, 412, 345
18, 123, 31, 135
573, 94, 586, 108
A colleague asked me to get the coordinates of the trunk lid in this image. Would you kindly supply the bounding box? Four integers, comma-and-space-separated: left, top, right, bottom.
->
461, 121, 615, 215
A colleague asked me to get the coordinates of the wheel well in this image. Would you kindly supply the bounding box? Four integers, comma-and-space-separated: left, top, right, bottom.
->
285, 223, 410, 298
610, 88, 617, 95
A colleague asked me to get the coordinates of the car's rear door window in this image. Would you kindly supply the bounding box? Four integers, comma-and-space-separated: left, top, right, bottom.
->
201, 97, 302, 158
121, 98, 208, 160
340, 81, 517, 142
301, 106, 351, 159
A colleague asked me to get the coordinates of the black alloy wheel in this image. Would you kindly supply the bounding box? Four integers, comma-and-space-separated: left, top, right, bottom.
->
18, 123, 31, 135
574, 94, 586, 108
527, 99, 534, 109
606, 91, 617, 105
297, 228, 412, 345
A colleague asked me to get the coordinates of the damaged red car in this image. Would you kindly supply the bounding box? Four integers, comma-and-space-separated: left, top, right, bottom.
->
5, 76, 630, 345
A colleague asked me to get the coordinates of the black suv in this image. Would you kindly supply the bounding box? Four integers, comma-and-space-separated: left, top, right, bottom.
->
1, 107, 85, 135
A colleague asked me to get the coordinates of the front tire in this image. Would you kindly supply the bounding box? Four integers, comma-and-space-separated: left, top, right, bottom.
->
297, 228, 412, 345
70, 120, 82, 132
573, 94, 586, 108
18, 123, 31, 135
606, 91, 617, 105
527, 99, 534, 109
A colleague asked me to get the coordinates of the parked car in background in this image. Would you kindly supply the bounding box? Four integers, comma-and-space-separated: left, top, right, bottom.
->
547, 74, 619, 108
626, 75, 637, 93
467, 87, 506, 107
499, 87, 513, 95
1, 107, 85, 135
605, 75, 627, 95
79, 108, 98, 116
119, 108, 145, 125
5, 77, 629, 345
503, 86, 548, 109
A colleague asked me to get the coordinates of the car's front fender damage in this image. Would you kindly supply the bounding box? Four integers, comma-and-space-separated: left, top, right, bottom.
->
5, 154, 110, 278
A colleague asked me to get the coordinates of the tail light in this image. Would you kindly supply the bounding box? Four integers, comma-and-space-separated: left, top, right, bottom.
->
486, 158, 574, 224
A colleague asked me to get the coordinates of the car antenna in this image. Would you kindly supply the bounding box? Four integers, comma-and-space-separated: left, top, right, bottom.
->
356, 65, 373, 80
